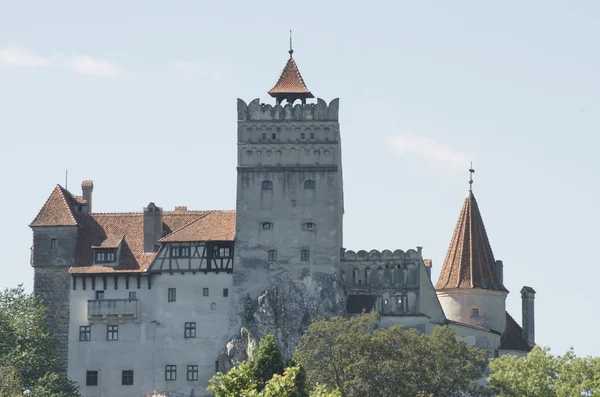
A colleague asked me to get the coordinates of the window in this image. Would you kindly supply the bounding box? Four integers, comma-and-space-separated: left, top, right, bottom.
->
304, 180, 315, 189
310, 132, 315, 140
271, 133, 276, 140
128, 292, 136, 300
211, 302, 217, 311
214, 246, 231, 258
168, 288, 176, 302
184, 322, 196, 338
171, 246, 190, 258
261, 133, 267, 140
261, 180, 273, 190
165, 365, 177, 381
261, 222, 272, 230
384, 299, 389, 305
86, 371, 98, 386
107, 325, 118, 341
187, 365, 198, 381
203, 288, 209, 297
95, 291, 104, 300
50, 238, 57, 249
223, 288, 229, 297
268, 250, 277, 261
79, 326, 91, 341
95, 251, 116, 263
300, 132, 305, 140
396, 296, 403, 305
122, 370, 134, 386
303, 222, 316, 230
301, 250, 309, 262
471, 308, 479, 318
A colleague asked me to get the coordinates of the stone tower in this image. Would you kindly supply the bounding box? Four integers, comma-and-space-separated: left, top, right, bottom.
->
435, 188, 509, 334
29, 183, 90, 373
233, 47, 344, 306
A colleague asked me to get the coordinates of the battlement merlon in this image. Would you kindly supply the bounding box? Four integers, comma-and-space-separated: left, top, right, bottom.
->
340, 247, 424, 261
237, 98, 339, 122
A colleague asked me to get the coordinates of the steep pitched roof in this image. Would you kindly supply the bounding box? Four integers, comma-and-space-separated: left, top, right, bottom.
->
159, 211, 236, 242
435, 191, 507, 292
30, 185, 79, 227
268, 51, 314, 102
500, 312, 532, 351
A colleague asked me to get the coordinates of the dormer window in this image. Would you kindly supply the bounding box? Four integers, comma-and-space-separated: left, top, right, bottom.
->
261, 222, 273, 230
303, 222, 316, 230
262, 180, 273, 190
304, 180, 315, 189
95, 251, 116, 263
171, 246, 190, 258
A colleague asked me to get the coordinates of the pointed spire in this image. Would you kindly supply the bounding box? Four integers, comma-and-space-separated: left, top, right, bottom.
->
268, 35, 314, 105
435, 189, 507, 292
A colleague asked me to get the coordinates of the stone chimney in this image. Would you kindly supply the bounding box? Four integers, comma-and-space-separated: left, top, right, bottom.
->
81, 180, 94, 213
494, 260, 504, 286
521, 286, 536, 347
143, 203, 163, 253
423, 259, 432, 280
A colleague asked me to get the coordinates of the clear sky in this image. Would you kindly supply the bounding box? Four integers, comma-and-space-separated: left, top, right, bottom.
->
1, 0, 598, 356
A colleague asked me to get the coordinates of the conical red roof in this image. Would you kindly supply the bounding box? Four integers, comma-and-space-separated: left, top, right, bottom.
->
435, 191, 507, 292
268, 52, 314, 103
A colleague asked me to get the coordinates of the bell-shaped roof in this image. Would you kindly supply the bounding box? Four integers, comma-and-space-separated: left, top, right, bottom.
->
268, 49, 314, 104
435, 191, 508, 292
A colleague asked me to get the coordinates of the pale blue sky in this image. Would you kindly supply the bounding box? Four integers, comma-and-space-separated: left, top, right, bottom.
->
1, 1, 598, 356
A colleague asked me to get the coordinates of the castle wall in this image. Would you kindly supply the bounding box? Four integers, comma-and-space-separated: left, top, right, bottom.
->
68, 272, 232, 397
31, 226, 78, 374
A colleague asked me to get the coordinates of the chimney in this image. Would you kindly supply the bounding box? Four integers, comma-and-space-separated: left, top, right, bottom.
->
143, 203, 163, 253
423, 259, 432, 279
81, 180, 94, 213
521, 286, 536, 347
494, 260, 504, 286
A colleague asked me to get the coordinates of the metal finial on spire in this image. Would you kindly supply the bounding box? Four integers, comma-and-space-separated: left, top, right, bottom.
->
289, 29, 294, 56
468, 162, 475, 191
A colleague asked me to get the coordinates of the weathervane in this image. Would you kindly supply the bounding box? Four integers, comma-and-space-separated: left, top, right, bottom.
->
469, 162, 475, 191
289, 29, 293, 56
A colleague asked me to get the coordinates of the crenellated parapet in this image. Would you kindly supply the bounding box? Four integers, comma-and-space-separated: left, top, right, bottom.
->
237, 98, 339, 122
341, 248, 423, 261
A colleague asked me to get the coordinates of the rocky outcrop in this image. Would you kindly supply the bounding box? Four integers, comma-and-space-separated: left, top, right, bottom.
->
219, 272, 346, 372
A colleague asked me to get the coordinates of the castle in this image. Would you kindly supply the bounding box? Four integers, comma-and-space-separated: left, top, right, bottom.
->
29, 47, 535, 397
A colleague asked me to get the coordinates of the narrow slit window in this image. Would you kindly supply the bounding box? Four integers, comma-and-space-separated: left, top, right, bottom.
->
168, 288, 176, 302
50, 238, 57, 249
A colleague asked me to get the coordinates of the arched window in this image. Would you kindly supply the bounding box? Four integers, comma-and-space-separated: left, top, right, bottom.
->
304, 180, 315, 189
353, 268, 359, 285
262, 180, 273, 190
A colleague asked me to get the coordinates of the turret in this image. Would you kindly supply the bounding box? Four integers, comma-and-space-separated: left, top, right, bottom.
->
521, 286, 536, 347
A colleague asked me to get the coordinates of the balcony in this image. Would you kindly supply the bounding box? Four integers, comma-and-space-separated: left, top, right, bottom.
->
87, 299, 139, 323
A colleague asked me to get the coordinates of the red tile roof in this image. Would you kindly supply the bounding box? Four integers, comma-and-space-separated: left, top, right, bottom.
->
32, 185, 236, 274
500, 312, 531, 351
30, 185, 79, 227
268, 53, 314, 99
159, 211, 236, 242
435, 192, 507, 292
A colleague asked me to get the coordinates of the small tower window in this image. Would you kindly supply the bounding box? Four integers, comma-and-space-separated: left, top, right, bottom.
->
271, 133, 276, 140
304, 180, 315, 189
310, 132, 315, 140
301, 249, 309, 262
262, 180, 273, 190
268, 250, 277, 261
300, 132, 306, 140
471, 308, 479, 318
261, 222, 273, 230
261, 133, 267, 140
303, 222, 316, 230
50, 238, 57, 249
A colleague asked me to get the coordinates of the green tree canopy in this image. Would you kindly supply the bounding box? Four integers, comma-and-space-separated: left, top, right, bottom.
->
0, 285, 81, 397
295, 312, 489, 397
251, 334, 284, 391
488, 346, 600, 397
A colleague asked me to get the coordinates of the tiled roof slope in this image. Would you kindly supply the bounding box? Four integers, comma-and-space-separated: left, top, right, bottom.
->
500, 312, 532, 351
435, 191, 508, 292
30, 185, 79, 227
159, 211, 236, 242
268, 55, 314, 97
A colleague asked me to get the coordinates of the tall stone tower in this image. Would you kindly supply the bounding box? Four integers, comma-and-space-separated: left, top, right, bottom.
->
233, 46, 344, 305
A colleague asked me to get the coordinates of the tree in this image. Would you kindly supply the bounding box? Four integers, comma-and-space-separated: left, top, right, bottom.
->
251, 334, 284, 391
296, 312, 489, 397
0, 285, 81, 397
488, 346, 600, 397
208, 360, 257, 397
